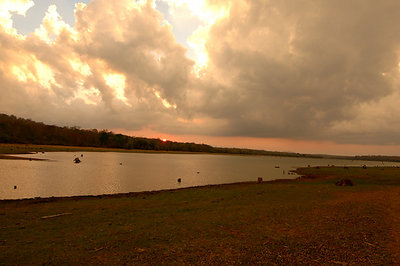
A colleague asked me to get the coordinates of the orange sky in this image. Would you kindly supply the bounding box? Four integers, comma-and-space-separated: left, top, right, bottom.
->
114, 128, 400, 156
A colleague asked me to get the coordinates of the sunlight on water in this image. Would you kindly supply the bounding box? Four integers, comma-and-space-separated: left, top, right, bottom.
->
1, 152, 398, 199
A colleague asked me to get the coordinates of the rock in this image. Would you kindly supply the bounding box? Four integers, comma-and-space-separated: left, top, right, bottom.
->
74, 157, 81, 164
177, 178, 182, 183
257, 177, 263, 183
335, 179, 354, 186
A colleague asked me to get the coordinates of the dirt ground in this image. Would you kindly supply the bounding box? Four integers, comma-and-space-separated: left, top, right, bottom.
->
1, 167, 400, 264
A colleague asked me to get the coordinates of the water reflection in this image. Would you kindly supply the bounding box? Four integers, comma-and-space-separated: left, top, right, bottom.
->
0, 152, 398, 199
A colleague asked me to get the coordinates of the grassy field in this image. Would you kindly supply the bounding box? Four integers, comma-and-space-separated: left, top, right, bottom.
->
1, 166, 400, 264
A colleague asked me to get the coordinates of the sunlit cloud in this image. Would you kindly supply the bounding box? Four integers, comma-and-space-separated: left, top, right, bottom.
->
0, 0, 33, 35
69, 57, 92, 77
1, 0, 400, 155
161, 0, 229, 24
11, 64, 35, 83
157, 0, 230, 73
72, 85, 100, 106
153, 89, 177, 109
103, 73, 130, 106
34, 60, 58, 92
31, 4, 79, 44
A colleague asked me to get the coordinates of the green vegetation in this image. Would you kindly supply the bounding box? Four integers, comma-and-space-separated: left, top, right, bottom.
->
1, 167, 400, 264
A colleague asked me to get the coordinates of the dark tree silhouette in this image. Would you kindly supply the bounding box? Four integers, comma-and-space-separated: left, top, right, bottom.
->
0, 113, 323, 158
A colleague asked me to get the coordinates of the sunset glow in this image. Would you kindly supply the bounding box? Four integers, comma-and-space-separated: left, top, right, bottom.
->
1, 0, 400, 155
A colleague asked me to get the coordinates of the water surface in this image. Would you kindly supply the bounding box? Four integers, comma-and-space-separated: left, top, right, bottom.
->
0, 152, 396, 199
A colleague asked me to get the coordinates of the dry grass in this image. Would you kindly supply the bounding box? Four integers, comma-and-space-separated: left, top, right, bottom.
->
1, 167, 399, 264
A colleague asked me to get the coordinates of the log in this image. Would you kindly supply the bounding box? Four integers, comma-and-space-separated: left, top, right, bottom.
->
41, 213, 72, 219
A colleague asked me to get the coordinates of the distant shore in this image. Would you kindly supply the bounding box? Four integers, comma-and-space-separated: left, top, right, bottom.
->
0, 143, 219, 161
2, 143, 400, 164
0, 143, 205, 155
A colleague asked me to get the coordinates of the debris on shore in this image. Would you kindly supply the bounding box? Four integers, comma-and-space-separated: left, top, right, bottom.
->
41, 213, 72, 219
335, 179, 354, 186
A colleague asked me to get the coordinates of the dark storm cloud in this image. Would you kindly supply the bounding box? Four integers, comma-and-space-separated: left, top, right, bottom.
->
189, 0, 400, 144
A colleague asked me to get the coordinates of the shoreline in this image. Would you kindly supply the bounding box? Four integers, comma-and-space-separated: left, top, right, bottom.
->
0, 178, 298, 203
3, 165, 398, 202
1, 143, 395, 162
0, 154, 47, 161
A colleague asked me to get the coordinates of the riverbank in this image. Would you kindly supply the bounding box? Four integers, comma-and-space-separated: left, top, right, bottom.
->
1, 166, 399, 264
0, 143, 290, 160
0, 143, 202, 155
0, 143, 220, 162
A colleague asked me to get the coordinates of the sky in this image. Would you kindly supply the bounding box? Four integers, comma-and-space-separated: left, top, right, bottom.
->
1, 0, 400, 156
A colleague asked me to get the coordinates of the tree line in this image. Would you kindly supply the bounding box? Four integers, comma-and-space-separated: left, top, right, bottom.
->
1, 113, 301, 155
0, 113, 216, 152
3, 113, 400, 161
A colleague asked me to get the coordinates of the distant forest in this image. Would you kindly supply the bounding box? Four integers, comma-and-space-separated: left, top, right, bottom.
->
0, 113, 303, 156
2, 113, 400, 162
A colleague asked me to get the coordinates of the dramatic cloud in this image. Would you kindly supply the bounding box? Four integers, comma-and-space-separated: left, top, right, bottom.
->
0, 0, 193, 130
197, 0, 400, 144
1, 0, 400, 147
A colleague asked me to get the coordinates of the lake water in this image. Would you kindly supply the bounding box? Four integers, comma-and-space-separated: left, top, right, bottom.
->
0, 152, 397, 200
